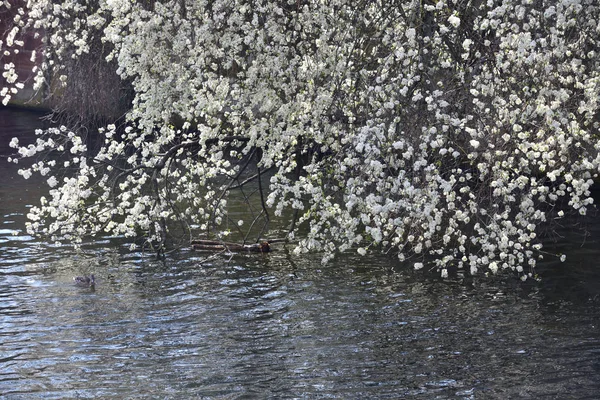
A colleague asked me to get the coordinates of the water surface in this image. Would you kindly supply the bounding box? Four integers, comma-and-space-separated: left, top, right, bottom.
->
1, 108, 600, 399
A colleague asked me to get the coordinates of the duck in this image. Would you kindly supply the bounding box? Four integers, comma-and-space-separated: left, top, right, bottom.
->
73, 274, 95, 288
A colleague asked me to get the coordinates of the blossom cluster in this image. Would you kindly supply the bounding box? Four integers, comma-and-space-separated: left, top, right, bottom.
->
3, 0, 600, 278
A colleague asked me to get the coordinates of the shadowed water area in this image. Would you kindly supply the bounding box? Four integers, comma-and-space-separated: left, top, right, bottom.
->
1, 108, 600, 399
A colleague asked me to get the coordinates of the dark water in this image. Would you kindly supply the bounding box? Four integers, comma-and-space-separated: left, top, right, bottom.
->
1, 108, 600, 399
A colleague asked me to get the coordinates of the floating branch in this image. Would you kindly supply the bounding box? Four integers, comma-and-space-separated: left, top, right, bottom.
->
191, 239, 272, 253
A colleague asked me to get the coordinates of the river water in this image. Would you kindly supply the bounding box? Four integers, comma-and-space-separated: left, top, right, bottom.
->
1, 108, 600, 399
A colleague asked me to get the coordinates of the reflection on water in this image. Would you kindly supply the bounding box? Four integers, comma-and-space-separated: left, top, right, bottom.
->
1, 108, 600, 399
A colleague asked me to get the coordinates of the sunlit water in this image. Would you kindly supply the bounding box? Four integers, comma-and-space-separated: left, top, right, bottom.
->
1, 108, 600, 399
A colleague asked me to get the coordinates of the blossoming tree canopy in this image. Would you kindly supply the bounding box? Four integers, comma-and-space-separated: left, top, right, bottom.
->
2, 0, 600, 278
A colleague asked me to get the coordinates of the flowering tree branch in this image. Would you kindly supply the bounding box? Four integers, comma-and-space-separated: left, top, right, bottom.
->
3, 0, 600, 278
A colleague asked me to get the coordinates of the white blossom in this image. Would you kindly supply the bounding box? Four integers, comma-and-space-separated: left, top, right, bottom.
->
448, 14, 460, 28
3, 0, 599, 280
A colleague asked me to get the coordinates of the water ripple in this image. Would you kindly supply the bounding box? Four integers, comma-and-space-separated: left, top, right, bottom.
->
1, 109, 600, 398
